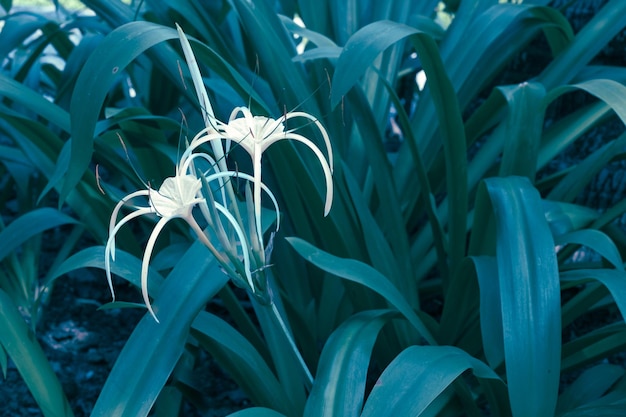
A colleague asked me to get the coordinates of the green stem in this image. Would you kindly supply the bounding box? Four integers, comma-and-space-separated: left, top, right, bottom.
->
268, 299, 314, 390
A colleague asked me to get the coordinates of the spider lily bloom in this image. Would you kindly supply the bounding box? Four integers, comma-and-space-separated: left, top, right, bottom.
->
183, 106, 334, 251
104, 152, 280, 322
105, 175, 203, 321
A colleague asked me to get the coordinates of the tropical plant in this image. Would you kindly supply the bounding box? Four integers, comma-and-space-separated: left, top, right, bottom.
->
2, 0, 626, 416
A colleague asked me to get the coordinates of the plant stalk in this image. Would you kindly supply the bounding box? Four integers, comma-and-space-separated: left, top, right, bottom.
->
268, 298, 314, 390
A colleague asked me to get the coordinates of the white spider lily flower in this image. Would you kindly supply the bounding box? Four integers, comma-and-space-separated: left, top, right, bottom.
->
183, 106, 334, 247
104, 161, 280, 322
105, 175, 203, 321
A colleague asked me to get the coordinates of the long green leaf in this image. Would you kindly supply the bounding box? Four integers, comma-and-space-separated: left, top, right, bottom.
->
344, 87, 415, 302
548, 132, 626, 203
470, 256, 502, 367
341, 166, 404, 297
0, 73, 70, 131
0, 288, 74, 417
0, 13, 49, 59
331, 19, 467, 281
556, 364, 624, 416
561, 269, 626, 321
0, 208, 79, 262
360, 345, 500, 417
546, 79, 626, 126
378, 75, 448, 282
249, 281, 307, 412
230, 0, 314, 112
497, 82, 546, 180
561, 282, 608, 329
191, 311, 292, 415
477, 176, 561, 417
555, 230, 624, 271
538, 0, 626, 89
46, 246, 165, 292
561, 324, 626, 373
407, 28, 468, 280
304, 310, 396, 417
67, 22, 179, 204
561, 401, 626, 417
543, 200, 598, 237
537, 101, 612, 171
90, 241, 228, 417
287, 237, 436, 345
331, 20, 429, 108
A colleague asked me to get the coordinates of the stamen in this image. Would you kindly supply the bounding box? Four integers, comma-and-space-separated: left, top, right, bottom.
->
95, 164, 105, 195
117, 132, 128, 156
325, 67, 332, 99
177, 60, 186, 90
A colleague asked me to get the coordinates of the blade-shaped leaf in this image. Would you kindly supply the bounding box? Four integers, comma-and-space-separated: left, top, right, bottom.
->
546, 79, 626, 133
548, 132, 626, 203
90, 241, 228, 417
561, 324, 626, 373
330, 20, 414, 107
497, 82, 546, 180
543, 200, 598, 237
191, 311, 292, 415
555, 230, 624, 271
332, 20, 467, 279
556, 364, 624, 415
67, 21, 179, 204
45, 246, 165, 292
287, 237, 436, 345
477, 176, 561, 417
470, 256, 503, 368
0, 73, 70, 131
538, 0, 626, 89
561, 269, 626, 321
360, 345, 500, 417
0, 208, 79, 262
0, 289, 74, 417
559, 373, 626, 417
304, 310, 396, 417
344, 88, 415, 301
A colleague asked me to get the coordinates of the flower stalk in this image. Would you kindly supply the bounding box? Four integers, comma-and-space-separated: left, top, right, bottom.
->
104, 25, 333, 388
269, 295, 314, 388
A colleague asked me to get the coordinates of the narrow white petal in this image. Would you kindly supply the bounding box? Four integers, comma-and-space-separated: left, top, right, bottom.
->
108, 190, 150, 254
105, 207, 154, 300
182, 132, 232, 170
284, 111, 333, 171
141, 217, 171, 323
107, 207, 154, 263
265, 133, 334, 215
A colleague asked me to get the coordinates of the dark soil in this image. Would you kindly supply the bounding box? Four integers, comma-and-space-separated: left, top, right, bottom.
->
0, 268, 247, 417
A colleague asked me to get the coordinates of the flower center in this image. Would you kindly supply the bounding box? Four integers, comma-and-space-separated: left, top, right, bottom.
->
227, 115, 285, 144
150, 175, 202, 218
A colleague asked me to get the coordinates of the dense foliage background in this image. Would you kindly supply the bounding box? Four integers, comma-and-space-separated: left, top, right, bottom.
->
2, 0, 626, 416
